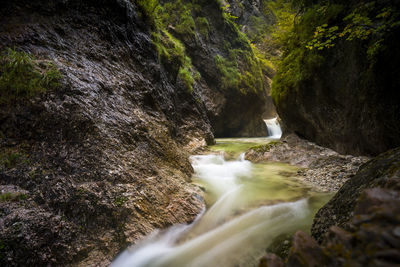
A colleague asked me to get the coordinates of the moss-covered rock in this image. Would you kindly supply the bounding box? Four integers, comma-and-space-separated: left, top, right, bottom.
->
139, 0, 274, 137
0, 48, 62, 104
248, 141, 283, 153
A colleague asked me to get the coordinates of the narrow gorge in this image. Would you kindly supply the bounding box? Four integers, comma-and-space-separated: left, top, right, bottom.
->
0, 0, 399, 266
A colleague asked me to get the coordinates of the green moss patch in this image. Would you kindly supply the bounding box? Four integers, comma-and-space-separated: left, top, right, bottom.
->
196, 17, 210, 39
0, 48, 62, 104
0, 150, 27, 169
0, 192, 27, 202
249, 141, 283, 153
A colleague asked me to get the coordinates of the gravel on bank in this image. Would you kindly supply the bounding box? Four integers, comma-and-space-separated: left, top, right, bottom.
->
245, 134, 370, 192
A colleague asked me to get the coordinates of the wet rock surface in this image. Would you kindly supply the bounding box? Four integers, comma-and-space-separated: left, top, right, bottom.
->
0, 0, 217, 265
312, 147, 400, 242
259, 147, 400, 267
245, 134, 369, 192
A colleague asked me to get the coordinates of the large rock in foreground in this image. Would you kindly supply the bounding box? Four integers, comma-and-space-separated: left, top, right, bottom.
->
259, 147, 400, 266
311, 147, 400, 242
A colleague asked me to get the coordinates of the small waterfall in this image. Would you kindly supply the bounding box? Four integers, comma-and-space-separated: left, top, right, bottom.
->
190, 154, 251, 197
264, 117, 282, 139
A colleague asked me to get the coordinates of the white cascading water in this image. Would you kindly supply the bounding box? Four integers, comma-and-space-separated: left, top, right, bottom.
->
190, 153, 250, 197
264, 117, 282, 139
112, 153, 312, 267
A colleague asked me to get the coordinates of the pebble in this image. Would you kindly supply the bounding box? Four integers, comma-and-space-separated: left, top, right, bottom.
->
245, 134, 370, 192
393, 226, 400, 237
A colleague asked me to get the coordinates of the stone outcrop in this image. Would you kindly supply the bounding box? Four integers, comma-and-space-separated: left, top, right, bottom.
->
0, 0, 278, 264
226, 0, 278, 120
0, 0, 215, 265
311, 147, 400, 242
259, 147, 400, 267
274, 39, 400, 156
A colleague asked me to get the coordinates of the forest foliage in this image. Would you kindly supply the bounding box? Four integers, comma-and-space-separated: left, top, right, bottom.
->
270, 0, 400, 104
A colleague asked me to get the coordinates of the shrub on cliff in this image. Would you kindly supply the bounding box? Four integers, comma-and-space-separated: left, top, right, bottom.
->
196, 17, 210, 39
161, 0, 197, 38
0, 48, 62, 104
271, 0, 400, 104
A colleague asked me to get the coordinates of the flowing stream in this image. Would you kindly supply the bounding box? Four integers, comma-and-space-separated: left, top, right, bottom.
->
112, 138, 331, 267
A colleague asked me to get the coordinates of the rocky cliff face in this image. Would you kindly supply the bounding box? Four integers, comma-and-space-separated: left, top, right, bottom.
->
272, 0, 400, 156
0, 0, 219, 265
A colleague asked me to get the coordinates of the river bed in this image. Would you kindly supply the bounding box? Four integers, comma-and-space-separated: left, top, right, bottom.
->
112, 138, 332, 267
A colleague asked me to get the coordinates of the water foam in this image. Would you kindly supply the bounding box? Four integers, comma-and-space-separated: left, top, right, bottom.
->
112, 199, 309, 267
264, 117, 282, 139
190, 154, 251, 197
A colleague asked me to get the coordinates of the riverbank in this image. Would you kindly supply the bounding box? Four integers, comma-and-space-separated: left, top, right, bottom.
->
245, 134, 370, 192
260, 147, 400, 267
